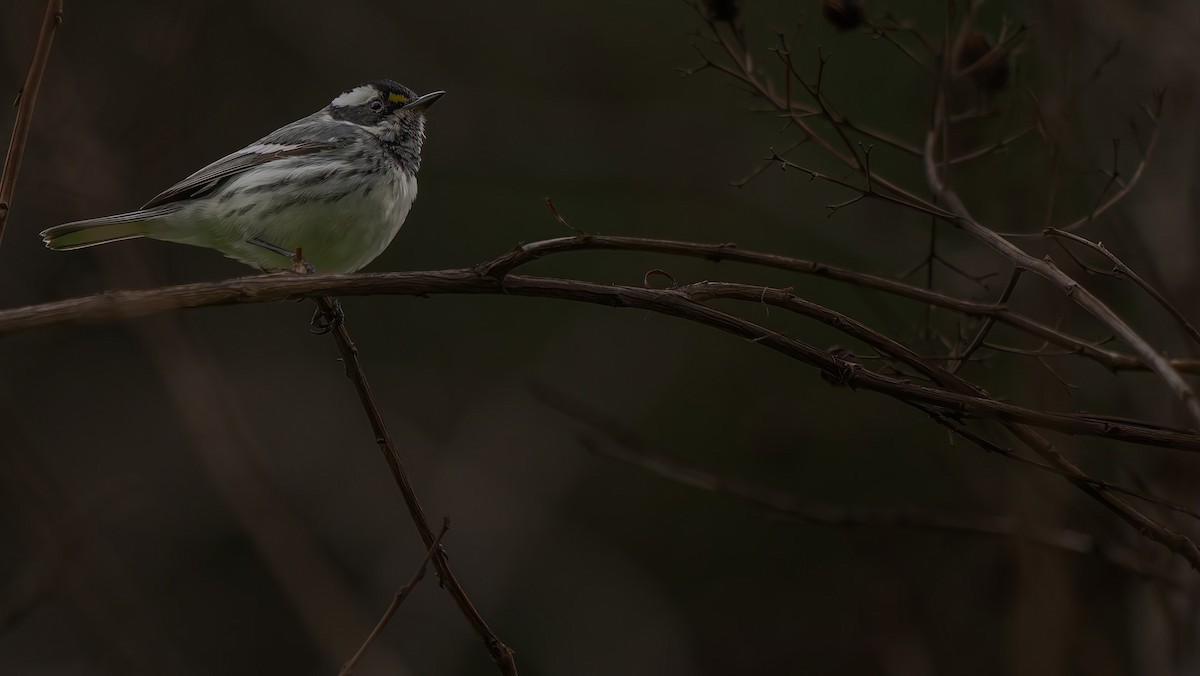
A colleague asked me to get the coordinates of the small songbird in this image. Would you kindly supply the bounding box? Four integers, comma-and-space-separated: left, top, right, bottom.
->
41, 80, 444, 274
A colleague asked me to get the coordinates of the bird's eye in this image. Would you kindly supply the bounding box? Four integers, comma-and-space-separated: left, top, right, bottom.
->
369, 100, 384, 112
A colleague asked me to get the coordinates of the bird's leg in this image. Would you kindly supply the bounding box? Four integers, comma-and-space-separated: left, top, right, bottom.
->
248, 236, 301, 266
295, 248, 345, 334
247, 238, 343, 333
288, 245, 317, 275
248, 237, 310, 288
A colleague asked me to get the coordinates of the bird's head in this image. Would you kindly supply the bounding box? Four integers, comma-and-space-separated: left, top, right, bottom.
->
327, 80, 444, 160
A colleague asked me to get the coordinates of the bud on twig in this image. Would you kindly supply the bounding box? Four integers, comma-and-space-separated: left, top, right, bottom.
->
821, 0, 866, 32
957, 32, 1010, 94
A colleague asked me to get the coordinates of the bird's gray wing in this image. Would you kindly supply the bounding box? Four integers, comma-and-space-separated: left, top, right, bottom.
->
141, 118, 347, 209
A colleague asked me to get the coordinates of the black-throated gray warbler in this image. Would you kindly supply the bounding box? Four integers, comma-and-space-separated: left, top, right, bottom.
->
41, 80, 444, 273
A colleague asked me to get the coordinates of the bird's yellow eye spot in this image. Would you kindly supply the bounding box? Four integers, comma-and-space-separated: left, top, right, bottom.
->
388, 93, 409, 104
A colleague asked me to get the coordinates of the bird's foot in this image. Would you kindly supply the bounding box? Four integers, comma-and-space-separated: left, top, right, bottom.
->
310, 299, 344, 334
289, 246, 318, 275
252, 242, 341, 331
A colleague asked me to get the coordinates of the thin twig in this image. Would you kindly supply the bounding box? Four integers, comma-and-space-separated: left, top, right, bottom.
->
680, 4, 1200, 571
913, 52, 1200, 560
951, 268, 1023, 373
698, 19, 1195, 421
947, 123, 1037, 165
683, 280, 1200, 559
1058, 93, 1163, 233
540, 390, 1175, 584
921, 127, 1200, 426
338, 520, 451, 676
477, 235, 1200, 375
0, 0, 65, 250
314, 296, 518, 675
1045, 227, 1200, 349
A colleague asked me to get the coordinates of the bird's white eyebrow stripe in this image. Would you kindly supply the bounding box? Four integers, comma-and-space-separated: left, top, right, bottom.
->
244, 143, 304, 154
330, 85, 376, 108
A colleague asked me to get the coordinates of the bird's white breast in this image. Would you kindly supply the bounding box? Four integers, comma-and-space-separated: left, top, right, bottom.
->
154, 159, 419, 273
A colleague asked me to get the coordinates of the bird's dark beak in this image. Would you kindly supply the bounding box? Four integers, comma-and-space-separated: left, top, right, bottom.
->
405, 90, 445, 113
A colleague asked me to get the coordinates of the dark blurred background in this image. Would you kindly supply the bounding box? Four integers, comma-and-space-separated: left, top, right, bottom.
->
2, 1, 1199, 674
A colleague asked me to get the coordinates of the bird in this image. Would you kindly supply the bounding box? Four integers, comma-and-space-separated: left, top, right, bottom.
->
40, 80, 444, 275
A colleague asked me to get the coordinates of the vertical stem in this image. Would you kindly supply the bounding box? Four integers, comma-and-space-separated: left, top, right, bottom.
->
0, 0, 65, 250
314, 297, 519, 675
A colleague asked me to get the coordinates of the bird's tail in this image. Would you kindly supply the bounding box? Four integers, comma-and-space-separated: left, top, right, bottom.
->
40, 206, 178, 250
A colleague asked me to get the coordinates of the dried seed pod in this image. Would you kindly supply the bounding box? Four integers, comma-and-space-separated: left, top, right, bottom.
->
822, 0, 866, 32
957, 32, 1010, 93
704, 0, 740, 23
